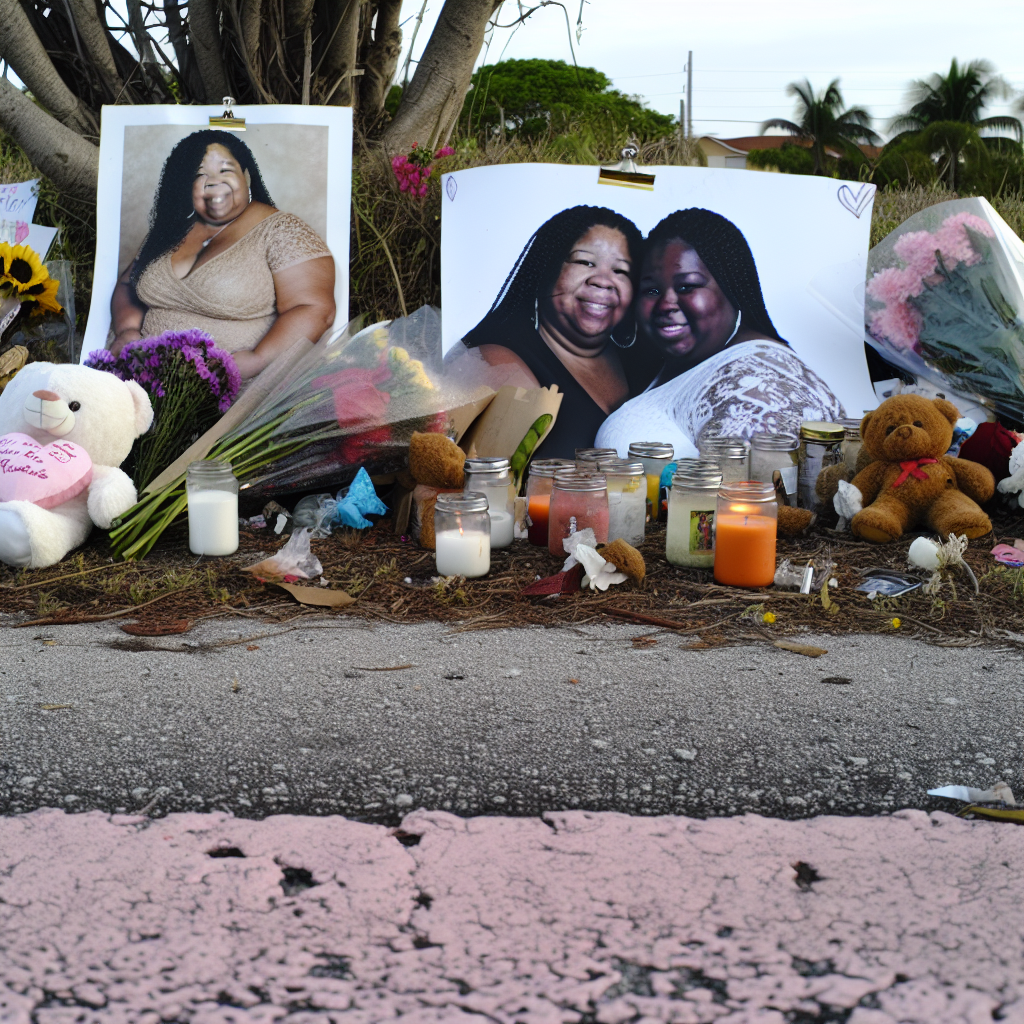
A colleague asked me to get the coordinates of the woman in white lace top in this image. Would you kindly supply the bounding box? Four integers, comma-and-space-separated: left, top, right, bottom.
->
596, 209, 843, 458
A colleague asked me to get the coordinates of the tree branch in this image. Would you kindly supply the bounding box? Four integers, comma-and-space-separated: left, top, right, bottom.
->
0, 0, 97, 135
359, 0, 401, 119
187, 0, 230, 103
66, 0, 125, 100
383, 0, 501, 154
319, 0, 361, 107
0, 76, 98, 200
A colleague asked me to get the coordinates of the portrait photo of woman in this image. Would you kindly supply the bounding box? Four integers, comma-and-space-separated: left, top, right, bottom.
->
461, 205, 660, 459
596, 208, 844, 457
109, 129, 336, 381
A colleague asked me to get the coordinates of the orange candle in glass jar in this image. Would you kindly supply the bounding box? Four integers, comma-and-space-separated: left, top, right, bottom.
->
713, 483, 778, 588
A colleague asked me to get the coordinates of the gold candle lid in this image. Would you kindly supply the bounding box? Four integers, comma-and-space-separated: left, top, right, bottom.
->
799, 421, 844, 441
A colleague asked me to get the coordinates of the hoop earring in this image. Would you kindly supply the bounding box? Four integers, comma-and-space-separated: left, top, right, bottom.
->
610, 322, 636, 349
188, 210, 196, 218
724, 309, 742, 346
533, 297, 539, 333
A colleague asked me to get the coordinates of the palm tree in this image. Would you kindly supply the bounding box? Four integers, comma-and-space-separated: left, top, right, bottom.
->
761, 79, 879, 175
891, 59, 1022, 141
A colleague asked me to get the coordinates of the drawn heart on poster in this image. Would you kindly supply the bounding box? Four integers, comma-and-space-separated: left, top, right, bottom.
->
446, 177, 457, 202
0, 432, 93, 508
837, 183, 872, 218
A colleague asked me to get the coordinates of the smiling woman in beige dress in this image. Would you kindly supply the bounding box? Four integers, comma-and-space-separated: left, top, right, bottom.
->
109, 129, 335, 380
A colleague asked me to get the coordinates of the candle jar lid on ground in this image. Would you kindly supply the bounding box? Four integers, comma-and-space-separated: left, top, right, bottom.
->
713, 481, 778, 588
665, 461, 723, 568
186, 459, 239, 557
463, 456, 514, 549
434, 492, 491, 578
548, 470, 609, 557
525, 459, 575, 547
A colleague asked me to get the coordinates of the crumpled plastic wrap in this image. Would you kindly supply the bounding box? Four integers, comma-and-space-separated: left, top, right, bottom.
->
245, 527, 322, 581
864, 197, 1024, 422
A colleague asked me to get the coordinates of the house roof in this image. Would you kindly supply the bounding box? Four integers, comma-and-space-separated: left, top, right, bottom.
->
699, 135, 883, 161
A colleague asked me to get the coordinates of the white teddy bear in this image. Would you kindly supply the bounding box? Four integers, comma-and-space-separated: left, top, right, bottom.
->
0, 362, 153, 567
997, 439, 1024, 508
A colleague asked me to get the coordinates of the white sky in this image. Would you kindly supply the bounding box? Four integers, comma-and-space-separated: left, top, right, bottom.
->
397, 0, 1024, 142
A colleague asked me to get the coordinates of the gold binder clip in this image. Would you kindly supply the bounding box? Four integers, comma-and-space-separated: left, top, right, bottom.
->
209, 96, 246, 131
598, 144, 654, 191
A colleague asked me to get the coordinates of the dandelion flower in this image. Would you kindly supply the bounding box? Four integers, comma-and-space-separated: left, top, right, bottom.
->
763, 611, 776, 624
891, 617, 901, 629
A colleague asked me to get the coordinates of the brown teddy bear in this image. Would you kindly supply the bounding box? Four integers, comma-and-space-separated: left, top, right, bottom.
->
835, 394, 994, 543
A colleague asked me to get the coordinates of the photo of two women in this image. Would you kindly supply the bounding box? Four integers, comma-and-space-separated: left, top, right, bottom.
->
461, 202, 846, 461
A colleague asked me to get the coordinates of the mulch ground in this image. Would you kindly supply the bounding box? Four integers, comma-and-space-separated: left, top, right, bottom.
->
4, 502, 1024, 648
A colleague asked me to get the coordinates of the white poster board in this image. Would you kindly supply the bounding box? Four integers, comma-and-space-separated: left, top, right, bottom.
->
441, 163, 877, 458
81, 104, 352, 362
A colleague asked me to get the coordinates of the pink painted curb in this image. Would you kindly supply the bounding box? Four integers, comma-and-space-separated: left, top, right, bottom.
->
1, 807, 1021, 1023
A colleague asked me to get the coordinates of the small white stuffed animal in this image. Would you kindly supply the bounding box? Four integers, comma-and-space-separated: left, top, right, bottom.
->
997, 439, 1024, 508
0, 362, 153, 567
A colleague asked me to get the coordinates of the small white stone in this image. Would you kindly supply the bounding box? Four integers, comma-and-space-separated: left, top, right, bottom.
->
673, 748, 697, 761
394, 794, 413, 808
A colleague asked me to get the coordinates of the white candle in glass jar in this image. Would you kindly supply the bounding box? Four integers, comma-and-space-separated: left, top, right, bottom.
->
435, 527, 490, 577
188, 489, 239, 556
488, 510, 514, 549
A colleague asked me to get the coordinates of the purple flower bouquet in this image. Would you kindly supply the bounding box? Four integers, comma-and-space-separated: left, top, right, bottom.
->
86, 329, 240, 490
865, 197, 1024, 422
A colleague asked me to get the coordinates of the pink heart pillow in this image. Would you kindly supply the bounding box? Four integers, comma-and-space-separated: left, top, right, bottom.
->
0, 432, 93, 509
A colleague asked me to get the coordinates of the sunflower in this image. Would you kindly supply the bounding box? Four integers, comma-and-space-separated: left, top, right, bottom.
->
0, 243, 49, 292
19, 276, 62, 316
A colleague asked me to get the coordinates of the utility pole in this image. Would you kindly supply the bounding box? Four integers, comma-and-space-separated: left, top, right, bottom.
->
679, 98, 685, 144
686, 51, 693, 139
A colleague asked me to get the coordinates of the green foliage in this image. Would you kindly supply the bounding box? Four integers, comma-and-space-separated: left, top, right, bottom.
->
747, 144, 815, 175
385, 85, 403, 118
461, 59, 675, 145
891, 58, 1022, 141
762, 78, 879, 175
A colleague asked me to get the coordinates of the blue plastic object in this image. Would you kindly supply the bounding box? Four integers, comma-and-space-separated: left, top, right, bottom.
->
335, 467, 388, 529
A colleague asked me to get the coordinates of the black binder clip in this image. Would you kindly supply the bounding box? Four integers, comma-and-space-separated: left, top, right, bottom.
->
209, 96, 246, 131
598, 145, 654, 191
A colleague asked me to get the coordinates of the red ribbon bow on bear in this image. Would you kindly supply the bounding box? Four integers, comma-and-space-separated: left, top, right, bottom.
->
892, 457, 938, 487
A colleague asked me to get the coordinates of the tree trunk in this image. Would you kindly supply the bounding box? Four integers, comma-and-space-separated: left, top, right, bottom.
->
0, 0, 97, 135
360, 0, 402, 121
382, 0, 500, 154
0, 77, 98, 200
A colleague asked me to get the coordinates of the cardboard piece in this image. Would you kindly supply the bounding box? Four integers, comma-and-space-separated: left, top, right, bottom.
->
459, 385, 562, 459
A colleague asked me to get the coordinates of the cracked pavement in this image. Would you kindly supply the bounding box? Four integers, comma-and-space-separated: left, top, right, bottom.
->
1, 805, 1022, 1023
1, 618, 1022, 821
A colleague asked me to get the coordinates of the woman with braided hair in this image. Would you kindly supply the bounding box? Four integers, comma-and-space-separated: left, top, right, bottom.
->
596, 208, 843, 458
463, 205, 659, 458
109, 130, 335, 381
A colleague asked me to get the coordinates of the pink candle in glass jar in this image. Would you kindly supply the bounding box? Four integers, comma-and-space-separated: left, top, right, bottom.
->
547, 470, 609, 557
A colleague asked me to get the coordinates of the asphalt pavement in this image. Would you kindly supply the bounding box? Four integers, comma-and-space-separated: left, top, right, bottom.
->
1, 616, 1021, 822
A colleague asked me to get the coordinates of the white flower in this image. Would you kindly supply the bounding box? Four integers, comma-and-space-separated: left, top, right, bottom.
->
574, 543, 628, 592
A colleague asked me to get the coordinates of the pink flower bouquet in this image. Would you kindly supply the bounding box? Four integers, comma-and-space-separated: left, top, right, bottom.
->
865, 197, 1024, 421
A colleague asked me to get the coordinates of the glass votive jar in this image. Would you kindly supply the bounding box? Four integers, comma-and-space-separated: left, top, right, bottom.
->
187, 459, 239, 556
665, 461, 723, 568
699, 435, 751, 484
575, 447, 618, 470
548, 470, 609, 557
434, 492, 491, 578
713, 481, 778, 588
463, 456, 514, 549
525, 458, 575, 546
750, 432, 799, 502
838, 417, 864, 470
596, 457, 646, 546
798, 422, 844, 509
627, 442, 675, 522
